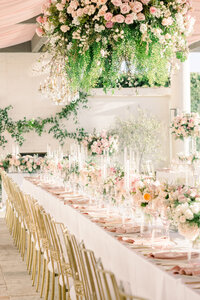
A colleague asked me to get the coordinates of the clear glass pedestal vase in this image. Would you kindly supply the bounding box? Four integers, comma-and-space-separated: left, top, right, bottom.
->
191, 136, 197, 154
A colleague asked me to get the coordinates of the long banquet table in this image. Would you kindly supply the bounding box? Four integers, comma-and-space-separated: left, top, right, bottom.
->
3, 173, 200, 300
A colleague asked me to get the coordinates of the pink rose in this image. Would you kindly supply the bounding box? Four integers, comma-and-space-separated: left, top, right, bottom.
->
162, 17, 173, 26
36, 27, 45, 37
111, 0, 122, 6
150, 6, 157, 15
115, 14, 125, 23
104, 12, 113, 21
130, 1, 143, 13
105, 21, 114, 28
61, 0, 66, 4
120, 3, 131, 14
36, 16, 44, 24
137, 12, 145, 20
140, 0, 150, 4
43, 16, 48, 22
125, 13, 134, 24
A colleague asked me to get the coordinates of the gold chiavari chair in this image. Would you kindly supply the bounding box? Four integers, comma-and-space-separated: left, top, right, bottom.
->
1, 172, 147, 300
60, 225, 88, 300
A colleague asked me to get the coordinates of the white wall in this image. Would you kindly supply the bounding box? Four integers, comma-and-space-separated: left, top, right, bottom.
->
0, 53, 61, 154
0, 53, 171, 165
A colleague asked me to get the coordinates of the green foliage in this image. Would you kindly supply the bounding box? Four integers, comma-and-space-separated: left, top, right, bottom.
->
65, 28, 171, 92
191, 73, 200, 113
191, 73, 200, 150
0, 92, 88, 148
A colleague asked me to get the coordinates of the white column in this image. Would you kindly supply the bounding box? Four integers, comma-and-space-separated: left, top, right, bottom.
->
170, 59, 191, 161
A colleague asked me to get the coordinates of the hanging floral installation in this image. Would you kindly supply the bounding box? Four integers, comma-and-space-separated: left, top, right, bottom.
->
36, 0, 194, 92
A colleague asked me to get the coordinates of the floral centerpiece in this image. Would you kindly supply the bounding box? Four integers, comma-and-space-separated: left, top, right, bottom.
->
82, 130, 118, 156
103, 166, 125, 203
36, 0, 194, 92
178, 152, 200, 164
171, 113, 200, 140
167, 186, 200, 241
0, 154, 50, 174
131, 176, 162, 210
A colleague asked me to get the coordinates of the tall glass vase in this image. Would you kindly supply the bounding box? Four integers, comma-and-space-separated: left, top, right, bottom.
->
191, 136, 197, 154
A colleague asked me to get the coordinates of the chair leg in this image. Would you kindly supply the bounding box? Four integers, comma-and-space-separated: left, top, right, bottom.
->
28, 241, 33, 274
36, 250, 41, 292
62, 284, 67, 300
40, 256, 46, 298
51, 271, 55, 300
26, 233, 31, 269
58, 283, 62, 300
22, 228, 26, 260
44, 267, 50, 300
32, 248, 38, 285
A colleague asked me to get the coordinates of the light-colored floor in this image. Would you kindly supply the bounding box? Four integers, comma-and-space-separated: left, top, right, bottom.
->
0, 218, 41, 300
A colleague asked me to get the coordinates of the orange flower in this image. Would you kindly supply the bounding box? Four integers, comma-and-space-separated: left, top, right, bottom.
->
143, 193, 152, 202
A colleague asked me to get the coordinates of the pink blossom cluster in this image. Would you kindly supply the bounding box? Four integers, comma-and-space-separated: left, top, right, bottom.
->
36, 0, 193, 51
171, 113, 200, 139
83, 131, 118, 156
0, 154, 50, 174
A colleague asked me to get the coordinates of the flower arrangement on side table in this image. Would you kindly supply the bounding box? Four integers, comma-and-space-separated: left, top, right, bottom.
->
171, 113, 200, 141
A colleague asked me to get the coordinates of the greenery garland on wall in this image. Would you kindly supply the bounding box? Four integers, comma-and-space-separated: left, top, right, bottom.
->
0, 92, 88, 148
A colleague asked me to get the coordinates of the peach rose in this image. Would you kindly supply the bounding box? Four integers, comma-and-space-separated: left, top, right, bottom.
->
125, 13, 134, 24
130, 1, 143, 13
162, 17, 173, 26
115, 14, 125, 23
140, 0, 150, 4
98, 0, 107, 4
120, 3, 131, 14
111, 0, 122, 6
77, 8, 84, 17
104, 12, 113, 21
137, 12, 145, 20
60, 25, 70, 32
56, 3, 64, 11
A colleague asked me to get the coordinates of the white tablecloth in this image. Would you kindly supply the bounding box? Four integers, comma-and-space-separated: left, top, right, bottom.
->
3, 174, 200, 300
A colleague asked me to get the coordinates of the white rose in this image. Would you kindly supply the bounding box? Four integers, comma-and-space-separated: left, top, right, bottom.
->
190, 203, 200, 214
140, 24, 147, 34
184, 209, 194, 220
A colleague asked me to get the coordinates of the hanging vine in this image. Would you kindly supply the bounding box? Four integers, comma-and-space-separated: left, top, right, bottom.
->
0, 92, 88, 148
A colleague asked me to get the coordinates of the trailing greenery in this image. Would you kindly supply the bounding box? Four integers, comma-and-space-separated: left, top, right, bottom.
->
0, 92, 88, 148
191, 73, 200, 113
37, 0, 193, 93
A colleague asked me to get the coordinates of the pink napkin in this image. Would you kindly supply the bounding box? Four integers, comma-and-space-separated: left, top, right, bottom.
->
117, 236, 135, 244
171, 262, 200, 276
148, 252, 199, 260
